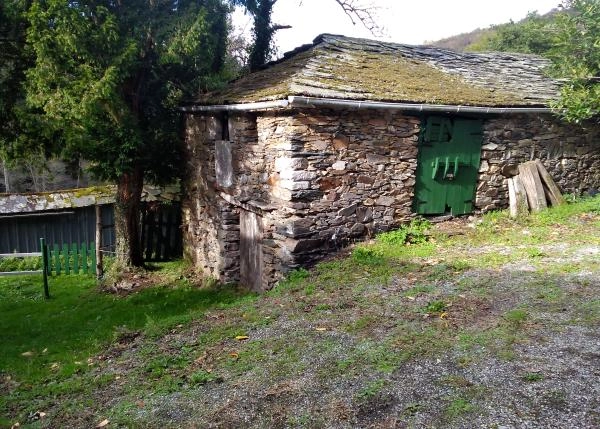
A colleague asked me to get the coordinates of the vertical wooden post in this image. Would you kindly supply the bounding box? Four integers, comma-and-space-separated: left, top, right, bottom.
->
40, 238, 50, 299
95, 204, 103, 279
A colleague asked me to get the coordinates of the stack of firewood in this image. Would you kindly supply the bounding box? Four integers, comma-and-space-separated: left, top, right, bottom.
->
507, 160, 565, 218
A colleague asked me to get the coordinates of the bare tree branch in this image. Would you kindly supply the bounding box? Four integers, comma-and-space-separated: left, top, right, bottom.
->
332, 0, 383, 36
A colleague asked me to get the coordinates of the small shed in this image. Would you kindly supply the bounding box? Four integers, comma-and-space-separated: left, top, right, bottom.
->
180, 34, 600, 290
0, 185, 182, 260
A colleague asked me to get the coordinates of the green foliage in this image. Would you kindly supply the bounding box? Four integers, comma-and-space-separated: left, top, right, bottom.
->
550, 0, 600, 122
230, 0, 277, 71
0, 255, 42, 272
376, 218, 431, 246
25, 0, 230, 183
351, 246, 385, 266
466, 12, 557, 55
463, 2, 599, 123
0, 0, 42, 169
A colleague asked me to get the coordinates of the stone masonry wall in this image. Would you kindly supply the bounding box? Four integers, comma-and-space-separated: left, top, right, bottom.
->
183, 109, 599, 290
264, 109, 419, 270
476, 114, 600, 211
182, 112, 284, 286
182, 109, 420, 288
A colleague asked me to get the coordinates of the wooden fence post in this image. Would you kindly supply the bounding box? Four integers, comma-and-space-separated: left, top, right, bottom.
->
95, 204, 103, 279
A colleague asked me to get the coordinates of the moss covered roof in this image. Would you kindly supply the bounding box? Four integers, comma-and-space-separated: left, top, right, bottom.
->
196, 34, 561, 107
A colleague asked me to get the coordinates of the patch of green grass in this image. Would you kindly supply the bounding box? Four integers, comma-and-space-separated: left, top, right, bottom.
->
527, 278, 565, 302
423, 300, 447, 314
526, 247, 546, 258
522, 372, 544, 382
503, 308, 528, 326
450, 260, 471, 271
574, 300, 600, 325
269, 268, 310, 295
0, 265, 253, 386
444, 397, 476, 418
402, 402, 423, 416
439, 375, 474, 388
426, 263, 453, 280
402, 283, 436, 298
345, 315, 376, 333
352, 246, 385, 266
357, 378, 388, 400
189, 369, 221, 385
377, 218, 431, 245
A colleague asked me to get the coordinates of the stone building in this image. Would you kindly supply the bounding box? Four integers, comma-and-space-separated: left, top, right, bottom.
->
180, 34, 600, 290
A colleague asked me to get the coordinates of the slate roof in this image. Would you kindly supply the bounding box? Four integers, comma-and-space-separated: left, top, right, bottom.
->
197, 34, 561, 107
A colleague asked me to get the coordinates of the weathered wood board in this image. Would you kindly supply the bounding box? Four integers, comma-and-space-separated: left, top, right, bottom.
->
535, 159, 565, 206
239, 209, 264, 291
518, 161, 547, 212
508, 176, 529, 218
215, 140, 233, 188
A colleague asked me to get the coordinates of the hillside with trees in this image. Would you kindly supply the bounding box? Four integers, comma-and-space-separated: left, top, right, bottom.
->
430, 9, 560, 54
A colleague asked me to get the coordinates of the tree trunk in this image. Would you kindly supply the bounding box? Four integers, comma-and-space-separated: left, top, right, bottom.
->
115, 167, 144, 267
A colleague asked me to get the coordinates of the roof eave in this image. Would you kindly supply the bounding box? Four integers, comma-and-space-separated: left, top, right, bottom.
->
179, 96, 554, 115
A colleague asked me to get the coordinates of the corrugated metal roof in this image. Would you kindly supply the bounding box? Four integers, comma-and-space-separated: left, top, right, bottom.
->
195, 34, 561, 107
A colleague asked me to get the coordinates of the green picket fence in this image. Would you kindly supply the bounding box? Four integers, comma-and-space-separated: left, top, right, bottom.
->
46, 242, 96, 276
0, 239, 96, 299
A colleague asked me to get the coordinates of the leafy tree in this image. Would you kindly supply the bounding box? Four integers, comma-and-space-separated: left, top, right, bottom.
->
25, 0, 230, 267
550, 0, 600, 122
466, 12, 557, 54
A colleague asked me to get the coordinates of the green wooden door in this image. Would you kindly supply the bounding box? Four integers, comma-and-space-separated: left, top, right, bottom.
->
414, 117, 483, 216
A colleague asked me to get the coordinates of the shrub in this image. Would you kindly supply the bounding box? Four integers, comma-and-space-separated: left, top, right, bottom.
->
352, 247, 385, 265
0, 256, 43, 272
376, 218, 431, 245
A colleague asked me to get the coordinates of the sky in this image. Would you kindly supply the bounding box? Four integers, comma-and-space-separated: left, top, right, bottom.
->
232, 0, 562, 57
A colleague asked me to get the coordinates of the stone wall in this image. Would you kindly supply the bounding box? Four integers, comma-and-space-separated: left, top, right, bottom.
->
183, 109, 600, 290
182, 109, 420, 289
181, 113, 283, 285
476, 114, 600, 211
265, 110, 419, 268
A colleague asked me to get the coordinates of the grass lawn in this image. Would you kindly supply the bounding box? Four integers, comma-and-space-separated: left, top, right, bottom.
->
1, 195, 600, 428
0, 263, 257, 426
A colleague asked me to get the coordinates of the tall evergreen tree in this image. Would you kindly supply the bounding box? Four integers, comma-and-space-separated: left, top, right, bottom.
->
0, 1, 33, 189
25, 0, 230, 267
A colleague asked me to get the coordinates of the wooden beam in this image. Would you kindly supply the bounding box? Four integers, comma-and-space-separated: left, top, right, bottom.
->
508, 176, 529, 218
534, 159, 565, 207
518, 161, 547, 212
0, 270, 43, 277
95, 205, 103, 279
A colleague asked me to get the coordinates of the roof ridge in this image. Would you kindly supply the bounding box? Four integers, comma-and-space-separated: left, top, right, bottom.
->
193, 33, 560, 107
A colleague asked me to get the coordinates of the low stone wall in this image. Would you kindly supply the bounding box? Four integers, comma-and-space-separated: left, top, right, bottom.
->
476, 114, 600, 211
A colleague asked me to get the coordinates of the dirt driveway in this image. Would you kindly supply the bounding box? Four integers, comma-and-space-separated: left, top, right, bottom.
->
6, 207, 600, 428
